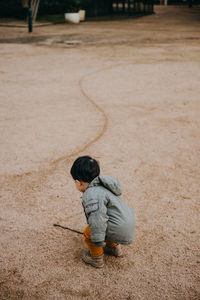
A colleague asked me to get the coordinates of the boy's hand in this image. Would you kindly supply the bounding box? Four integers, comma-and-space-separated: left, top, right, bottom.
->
94, 241, 104, 247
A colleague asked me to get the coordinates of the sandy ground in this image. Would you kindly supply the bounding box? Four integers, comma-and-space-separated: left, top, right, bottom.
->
0, 6, 200, 300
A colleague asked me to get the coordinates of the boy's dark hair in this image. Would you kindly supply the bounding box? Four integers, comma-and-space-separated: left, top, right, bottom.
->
70, 156, 100, 183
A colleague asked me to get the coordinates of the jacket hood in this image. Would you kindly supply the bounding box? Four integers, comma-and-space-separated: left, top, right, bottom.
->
89, 175, 122, 196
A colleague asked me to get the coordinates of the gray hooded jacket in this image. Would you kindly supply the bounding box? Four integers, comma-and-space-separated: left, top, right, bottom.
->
82, 175, 135, 244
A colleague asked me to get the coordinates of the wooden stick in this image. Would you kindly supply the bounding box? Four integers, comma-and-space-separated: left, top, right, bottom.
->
53, 224, 83, 235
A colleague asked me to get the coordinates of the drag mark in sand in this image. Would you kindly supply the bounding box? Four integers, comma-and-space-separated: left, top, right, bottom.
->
0, 66, 111, 189
68, 64, 149, 161
52, 67, 110, 166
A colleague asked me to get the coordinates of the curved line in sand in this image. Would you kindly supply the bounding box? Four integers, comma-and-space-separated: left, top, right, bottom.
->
2, 63, 150, 184
2, 67, 111, 185
1, 63, 152, 190
52, 67, 112, 167
67, 64, 149, 161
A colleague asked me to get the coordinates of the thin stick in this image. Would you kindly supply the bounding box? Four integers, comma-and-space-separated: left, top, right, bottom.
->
53, 224, 83, 235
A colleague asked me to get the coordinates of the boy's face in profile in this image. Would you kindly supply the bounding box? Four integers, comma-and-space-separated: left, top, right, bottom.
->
75, 180, 89, 193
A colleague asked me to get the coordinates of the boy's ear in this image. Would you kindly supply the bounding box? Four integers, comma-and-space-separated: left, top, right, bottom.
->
75, 179, 81, 185
75, 180, 84, 188
75, 180, 89, 192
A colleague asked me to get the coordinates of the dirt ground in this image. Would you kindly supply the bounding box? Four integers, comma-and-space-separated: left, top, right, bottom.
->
0, 5, 200, 300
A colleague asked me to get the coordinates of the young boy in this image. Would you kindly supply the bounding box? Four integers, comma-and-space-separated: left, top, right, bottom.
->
70, 156, 135, 268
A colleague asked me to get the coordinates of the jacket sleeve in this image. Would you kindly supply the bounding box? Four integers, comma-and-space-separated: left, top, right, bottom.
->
83, 197, 108, 243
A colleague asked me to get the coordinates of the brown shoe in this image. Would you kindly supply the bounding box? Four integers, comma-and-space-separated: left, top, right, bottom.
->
104, 244, 123, 257
82, 252, 104, 268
